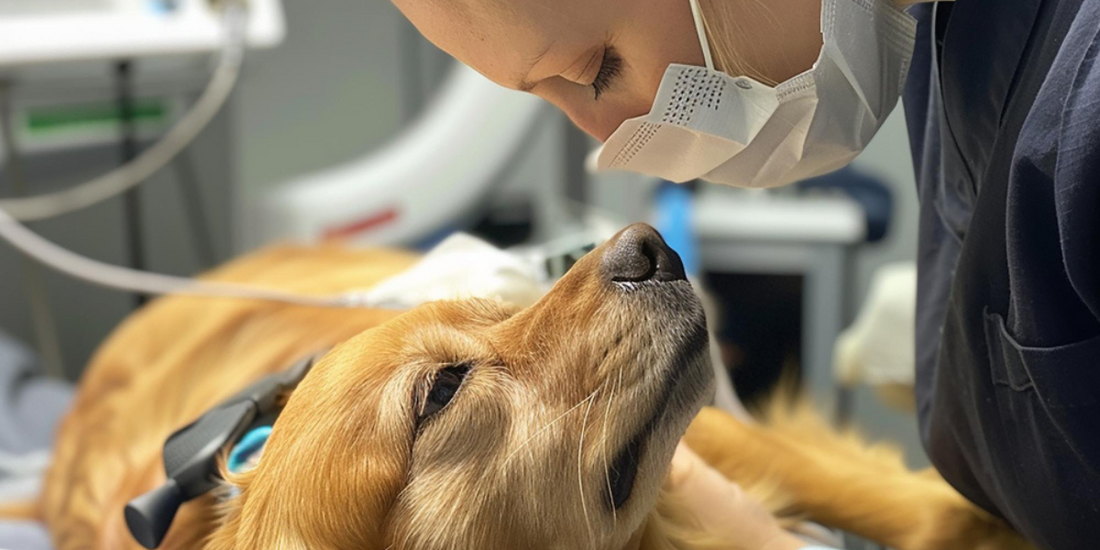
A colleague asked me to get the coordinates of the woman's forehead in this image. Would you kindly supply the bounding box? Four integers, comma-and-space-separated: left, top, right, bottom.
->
392, 0, 609, 88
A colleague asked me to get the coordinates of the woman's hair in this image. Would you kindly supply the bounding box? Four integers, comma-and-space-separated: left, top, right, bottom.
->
697, 0, 783, 86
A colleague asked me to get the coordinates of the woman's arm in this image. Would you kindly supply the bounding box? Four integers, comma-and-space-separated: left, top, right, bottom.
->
665, 444, 830, 550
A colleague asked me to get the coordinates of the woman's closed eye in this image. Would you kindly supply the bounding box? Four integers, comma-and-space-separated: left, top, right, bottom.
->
592, 46, 623, 100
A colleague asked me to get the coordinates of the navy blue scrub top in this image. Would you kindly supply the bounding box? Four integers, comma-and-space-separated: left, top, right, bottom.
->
904, 0, 1100, 548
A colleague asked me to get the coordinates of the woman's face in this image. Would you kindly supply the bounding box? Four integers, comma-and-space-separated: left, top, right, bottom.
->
392, 0, 820, 142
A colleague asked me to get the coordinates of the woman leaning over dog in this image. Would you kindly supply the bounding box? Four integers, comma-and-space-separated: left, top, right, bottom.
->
391, 0, 1100, 548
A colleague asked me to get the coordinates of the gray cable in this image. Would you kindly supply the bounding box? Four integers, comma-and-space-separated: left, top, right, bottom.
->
0, 202, 391, 309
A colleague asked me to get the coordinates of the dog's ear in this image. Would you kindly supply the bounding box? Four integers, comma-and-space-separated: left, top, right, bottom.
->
200, 460, 256, 550
149, 494, 223, 550
205, 466, 317, 550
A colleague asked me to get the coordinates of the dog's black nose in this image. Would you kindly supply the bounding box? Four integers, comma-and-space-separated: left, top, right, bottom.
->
603, 224, 686, 283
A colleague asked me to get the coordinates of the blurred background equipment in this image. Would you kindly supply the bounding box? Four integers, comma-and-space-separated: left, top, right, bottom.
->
0, 0, 283, 379
834, 263, 918, 412
695, 181, 868, 409
253, 63, 549, 247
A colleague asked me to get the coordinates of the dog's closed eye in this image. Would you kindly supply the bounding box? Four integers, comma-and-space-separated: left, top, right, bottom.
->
416, 364, 472, 427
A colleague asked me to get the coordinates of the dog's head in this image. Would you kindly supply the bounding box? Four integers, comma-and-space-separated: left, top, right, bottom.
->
209, 224, 714, 550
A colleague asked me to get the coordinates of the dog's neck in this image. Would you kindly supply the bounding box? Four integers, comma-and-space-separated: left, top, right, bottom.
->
622, 526, 645, 550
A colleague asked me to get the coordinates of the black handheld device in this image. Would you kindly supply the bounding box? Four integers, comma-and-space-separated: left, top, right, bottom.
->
124, 353, 324, 549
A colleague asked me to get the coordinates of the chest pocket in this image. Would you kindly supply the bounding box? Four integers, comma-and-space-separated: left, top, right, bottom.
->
983, 308, 1100, 466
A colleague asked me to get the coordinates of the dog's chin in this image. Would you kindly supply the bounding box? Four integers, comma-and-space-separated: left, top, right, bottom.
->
606, 283, 715, 511
606, 340, 713, 512
641, 278, 715, 421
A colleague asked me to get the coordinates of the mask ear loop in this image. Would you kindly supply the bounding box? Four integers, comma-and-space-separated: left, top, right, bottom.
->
689, 0, 716, 70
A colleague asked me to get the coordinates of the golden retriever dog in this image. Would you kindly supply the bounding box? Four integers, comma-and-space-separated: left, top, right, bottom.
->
13, 224, 1030, 549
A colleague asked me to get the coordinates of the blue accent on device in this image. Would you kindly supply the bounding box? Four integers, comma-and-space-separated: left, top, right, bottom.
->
228, 426, 273, 473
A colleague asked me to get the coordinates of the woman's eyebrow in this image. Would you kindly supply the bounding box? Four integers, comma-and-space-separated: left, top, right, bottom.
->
514, 40, 559, 91
513, 45, 600, 91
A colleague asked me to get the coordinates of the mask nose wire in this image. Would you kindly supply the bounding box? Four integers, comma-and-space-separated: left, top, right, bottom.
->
688, 0, 716, 70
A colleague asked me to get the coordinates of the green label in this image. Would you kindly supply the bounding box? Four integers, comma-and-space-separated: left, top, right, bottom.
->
26, 100, 169, 134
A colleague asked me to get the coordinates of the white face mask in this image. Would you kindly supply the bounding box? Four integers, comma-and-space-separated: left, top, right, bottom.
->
592, 0, 917, 188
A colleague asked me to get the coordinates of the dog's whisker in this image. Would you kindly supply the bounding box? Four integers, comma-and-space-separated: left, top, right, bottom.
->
598, 366, 619, 523
502, 390, 599, 467
577, 384, 603, 548
601, 362, 626, 524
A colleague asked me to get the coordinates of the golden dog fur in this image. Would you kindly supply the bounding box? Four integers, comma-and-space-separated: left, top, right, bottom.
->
15, 225, 1032, 550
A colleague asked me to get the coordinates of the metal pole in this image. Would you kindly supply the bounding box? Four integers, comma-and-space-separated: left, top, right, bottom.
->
116, 60, 147, 308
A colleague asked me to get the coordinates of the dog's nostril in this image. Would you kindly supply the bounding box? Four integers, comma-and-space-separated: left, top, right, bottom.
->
639, 241, 659, 279
604, 224, 687, 283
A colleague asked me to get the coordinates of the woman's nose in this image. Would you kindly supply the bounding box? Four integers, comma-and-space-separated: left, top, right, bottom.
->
561, 106, 618, 142
533, 83, 646, 142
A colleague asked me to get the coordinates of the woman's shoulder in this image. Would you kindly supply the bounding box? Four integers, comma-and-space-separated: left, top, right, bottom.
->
1015, 0, 1100, 333
1016, 1, 1099, 164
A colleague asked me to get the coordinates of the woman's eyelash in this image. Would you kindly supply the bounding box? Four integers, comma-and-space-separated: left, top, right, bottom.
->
592, 47, 623, 100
